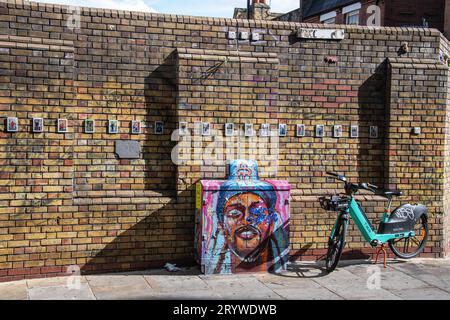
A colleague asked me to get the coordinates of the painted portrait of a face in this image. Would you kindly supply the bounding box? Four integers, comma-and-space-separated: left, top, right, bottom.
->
197, 160, 290, 275
223, 192, 275, 263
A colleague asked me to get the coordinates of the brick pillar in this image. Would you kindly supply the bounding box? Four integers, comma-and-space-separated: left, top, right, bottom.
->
386, 57, 449, 257
445, 0, 450, 39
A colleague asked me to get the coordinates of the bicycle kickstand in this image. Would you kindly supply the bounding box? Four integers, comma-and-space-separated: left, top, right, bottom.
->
374, 244, 388, 268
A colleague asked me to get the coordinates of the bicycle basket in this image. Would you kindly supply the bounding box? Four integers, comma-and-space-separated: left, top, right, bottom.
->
319, 195, 349, 212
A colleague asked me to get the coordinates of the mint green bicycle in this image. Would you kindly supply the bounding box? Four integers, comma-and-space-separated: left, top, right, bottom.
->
320, 172, 429, 272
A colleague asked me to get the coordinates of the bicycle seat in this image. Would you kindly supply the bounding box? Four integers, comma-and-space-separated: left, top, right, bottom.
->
377, 189, 402, 197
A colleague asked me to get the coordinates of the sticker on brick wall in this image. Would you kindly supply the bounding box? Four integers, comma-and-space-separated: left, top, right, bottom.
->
333, 125, 343, 138
57, 119, 68, 133
369, 126, 379, 138
296, 124, 305, 137
225, 123, 234, 137
179, 122, 188, 136
278, 124, 287, 137
32, 118, 44, 133
6, 117, 18, 132
85, 119, 95, 133
202, 122, 210, 136
316, 125, 324, 138
131, 120, 141, 134
350, 125, 359, 138
155, 121, 164, 135
245, 123, 254, 137
108, 120, 119, 134
260, 124, 270, 137
194, 122, 202, 136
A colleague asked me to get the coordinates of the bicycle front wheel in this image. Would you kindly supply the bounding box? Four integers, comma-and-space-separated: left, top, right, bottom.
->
326, 214, 348, 272
388, 215, 428, 259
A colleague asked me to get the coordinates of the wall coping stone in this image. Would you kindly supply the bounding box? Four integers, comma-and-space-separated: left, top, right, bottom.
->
388, 57, 448, 70
0, 35, 74, 51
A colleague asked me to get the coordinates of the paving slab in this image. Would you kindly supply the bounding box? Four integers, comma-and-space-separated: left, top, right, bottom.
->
312, 268, 401, 300
274, 287, 342, 300
202, 276, 282, 300
378, 269, 430, 291
142, 290, 223, 300
28, 282, 96, 300
27, 276, 88, 289
253, 273, 323, 290
0, 280, 28, 300
86, 275, 154, 300
389, 263, 450, 293
145, 275, 209, 292
389, 287, 450, 300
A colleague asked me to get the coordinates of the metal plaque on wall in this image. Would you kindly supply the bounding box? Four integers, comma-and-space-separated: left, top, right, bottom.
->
115, 140, 141, 159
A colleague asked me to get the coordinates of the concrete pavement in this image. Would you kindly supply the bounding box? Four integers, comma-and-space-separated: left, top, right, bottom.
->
0, 258, 449, 300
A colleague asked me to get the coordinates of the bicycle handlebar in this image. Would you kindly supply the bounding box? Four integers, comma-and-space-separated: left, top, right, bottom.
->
326, 172, 383, 196
326, 172, 347, 182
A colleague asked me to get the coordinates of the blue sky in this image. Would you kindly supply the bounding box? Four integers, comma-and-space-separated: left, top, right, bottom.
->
35, 0, 300, 18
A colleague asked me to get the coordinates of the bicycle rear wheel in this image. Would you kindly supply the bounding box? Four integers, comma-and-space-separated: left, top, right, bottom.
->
388, 215, 428, 259
326, 214, 348, 272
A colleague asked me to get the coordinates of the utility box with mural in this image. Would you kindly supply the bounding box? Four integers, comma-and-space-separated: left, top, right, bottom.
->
195, 160, 291, 274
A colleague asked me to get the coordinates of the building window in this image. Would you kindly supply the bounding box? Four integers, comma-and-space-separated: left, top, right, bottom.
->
345, 10, 359, 25
320, 11, 336, 24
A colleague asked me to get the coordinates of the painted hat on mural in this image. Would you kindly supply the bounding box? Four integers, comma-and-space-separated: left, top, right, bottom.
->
216, 160, 277, 224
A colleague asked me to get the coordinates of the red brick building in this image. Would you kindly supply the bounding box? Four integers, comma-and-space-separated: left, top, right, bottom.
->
276, 0, 447, 37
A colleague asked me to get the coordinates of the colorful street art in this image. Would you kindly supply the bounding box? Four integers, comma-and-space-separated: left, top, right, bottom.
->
195, 160, 291, 274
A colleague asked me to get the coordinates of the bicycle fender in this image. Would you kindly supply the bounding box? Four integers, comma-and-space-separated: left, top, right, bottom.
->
413, 204, 428, 220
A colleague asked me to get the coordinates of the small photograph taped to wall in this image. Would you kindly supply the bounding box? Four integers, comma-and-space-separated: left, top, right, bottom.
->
350, 125, 359, 138
131, 120, 141, 134
370, 126, 379, 138
278, 124, 287, 137
32, 118, 44, 133
155, 121, 164, 135
108, 120, 119, 134
179, 122, 188, 136
193, 122, 203, 136
85, 119, 95, 133
245, 123, 254, 137
260, 123, 270, 137
296, 124, 305, 137
225, 123, 234, 137
6, 117, 18, 132
57, 119, 68, 133
202, 122, 210, 136
333, 125, 343, 138
316, 125, 324, 138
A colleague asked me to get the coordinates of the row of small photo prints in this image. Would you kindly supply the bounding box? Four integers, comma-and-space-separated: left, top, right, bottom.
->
179, 122, 379, 138
4, 117, 164, 134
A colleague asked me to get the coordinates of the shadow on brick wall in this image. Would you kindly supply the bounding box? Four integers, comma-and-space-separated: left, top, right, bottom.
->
143, 51, 178, 191
80, 188, 197, 275
357, 60, 389, 187
80, 53, 199, 276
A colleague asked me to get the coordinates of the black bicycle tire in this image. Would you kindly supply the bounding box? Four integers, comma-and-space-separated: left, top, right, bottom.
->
325, 214, 348, 272
388, 215, 429, 259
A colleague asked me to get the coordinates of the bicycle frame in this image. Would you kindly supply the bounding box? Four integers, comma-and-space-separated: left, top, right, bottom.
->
331, 197, 416, 246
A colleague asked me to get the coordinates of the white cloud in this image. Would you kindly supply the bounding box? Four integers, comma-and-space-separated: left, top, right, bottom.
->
34, 0, 157, 12
269, 0, 300, 13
